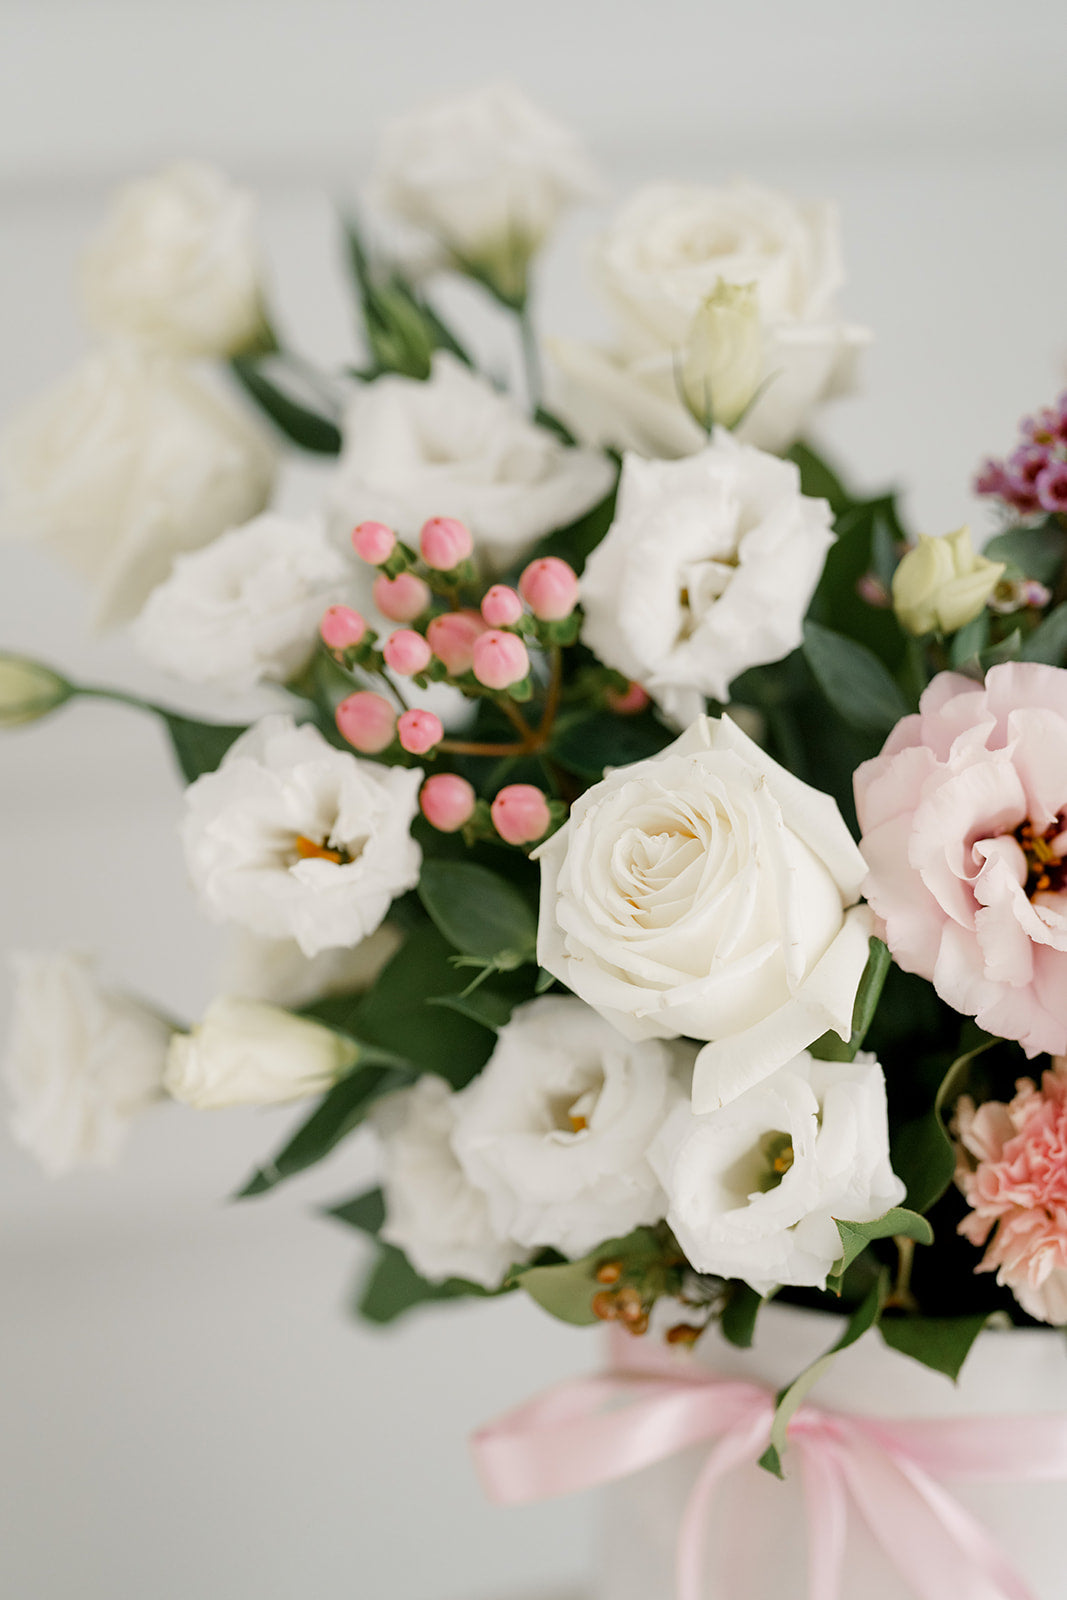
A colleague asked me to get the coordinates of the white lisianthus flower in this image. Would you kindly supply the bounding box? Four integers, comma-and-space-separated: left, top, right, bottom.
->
182, 715, 422, 957
451, 996, 692, 1259
375, 82, 598, 305
375, 1075, 523, 1290
0, 346, 276, 626
551, 180, 868, 457
649, 1051, 904, 1292
534, 713, 872, 1112
3, 952, 169, 1175
133, 512, 353, 693
164, 997, 357, 1109
81, 162, 268, 358
327, 353, 614, 575
220, 924, 403, 1010
580, 436, 834, 726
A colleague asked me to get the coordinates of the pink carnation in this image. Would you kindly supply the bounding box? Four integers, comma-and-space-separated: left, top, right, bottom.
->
956, 1063, 1067, 1323
855, 663, 1067, 1057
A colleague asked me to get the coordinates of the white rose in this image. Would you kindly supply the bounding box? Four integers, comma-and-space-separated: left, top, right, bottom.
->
182, 714, 422, 957
81, 161, 267, 357
375, 1075, 522, 1290
3, 951, 169, 1175
0, 346, 276, 626
580, 435, 835, 725
164, 996, 357, 1109
551, 179, 868, 457
220, 924, 403, 1010
375, 81, 597, 304
133, 511, 353, 693
451, 996, 692, 1259
534, 713, 873, 1112
649, 1051, 904, 1292
327, 353, 614, 575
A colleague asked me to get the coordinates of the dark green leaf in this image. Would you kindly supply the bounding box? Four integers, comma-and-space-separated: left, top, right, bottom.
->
785, 441, 853, 517
512, 1228, 663, 1328
879, 1312, 990, 1381
358, 1243, 494, 1324
977, 627, 1022, 670
418, 860, 537, 965
803, 620, 912, 735
342, 215, 471, 378
230, 356, 342, 453
429, 987, 517, 1030
720, 1282, 764, 1349
325, 1187, 385, 1235
807, 497, 909, 669
1020, 601, 1067, 666
549, 709, 674, 782
828, 1208, 933, 1293
890, 1033, 996, 1214
950, 612, 991, 668
984, 520, 1067, 586
164, 715, 247, 782
810, 937, 892, 1063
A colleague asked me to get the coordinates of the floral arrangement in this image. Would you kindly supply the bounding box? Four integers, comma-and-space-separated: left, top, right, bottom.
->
6, 83, 1067, 1471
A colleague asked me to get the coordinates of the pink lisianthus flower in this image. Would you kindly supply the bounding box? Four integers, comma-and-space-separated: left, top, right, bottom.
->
955, 1062, 1067, 1323
855, 663, 1067, 1056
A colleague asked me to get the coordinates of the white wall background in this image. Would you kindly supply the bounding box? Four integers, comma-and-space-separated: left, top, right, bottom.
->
2, 3, 1067, 1596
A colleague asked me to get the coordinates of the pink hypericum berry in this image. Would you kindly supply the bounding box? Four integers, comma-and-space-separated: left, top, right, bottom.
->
373, 571, 431, 624
420, 772, 476, 833
320, 605, 366, 651
382, 628, 433, 677
519, 557, 580, 621
335, 691, 396, 754
427, 610, 485, 675
352, 521, 396, 565
491, 784, 551, 846
397, 708, 443, 756
472, 630, 530, 690
420, 516, 473, 571
606, 680, 651, 715
481, 585, 524, 628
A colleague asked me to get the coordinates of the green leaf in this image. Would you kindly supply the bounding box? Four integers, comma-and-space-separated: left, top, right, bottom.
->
418, 860, 537, 966
549, 708, 675, 782
512, 1228, 664, 1328
806, 497, 909, 670
236, 1050, 412, 1198
758, 1272, 887, 1477
785, 441, 854, 517
984, 519, 1067, 586
879, 1313, 990, 1382
949, 611, 991, 669
890, 1033, 996, 1215
1020, 601, 1067, 666
809, 937, 891, 1062
358, 1243, 494, 1324
428, 986, 517, 1030
342, 215, 471, 378
802, 620, 912, 735
325, 1187, 385, 1235
230, 355, 342, 454
720, 1282, 764, 1349
163, 715, 248, 782
827, 1208, 933, 1293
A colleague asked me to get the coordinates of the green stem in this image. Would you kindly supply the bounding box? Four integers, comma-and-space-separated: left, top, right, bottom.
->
73, 683, 173, 719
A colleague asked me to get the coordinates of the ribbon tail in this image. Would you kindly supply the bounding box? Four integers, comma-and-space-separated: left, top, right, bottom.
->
676, 1410, 771, 1600
797, 1437, 848, 1600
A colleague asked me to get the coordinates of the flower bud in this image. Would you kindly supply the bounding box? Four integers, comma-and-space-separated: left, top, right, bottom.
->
519, 557, 579, 622
352, 521, 397, 565
320, 605, 366, 652
397, 708, 443, 755
891, 526, 1005, 637
472, 629, 530, 690
0, 655, 72, 728
491, 783, 551, 845
382, 628, 433, 677
336, 690, 396, 753
373, 571, 431, 624
680, 278, 763, 430
481, 585, 524, 628
419, 516, 473, 571
420, 772, 476, 833
605, 680, 651, 715
164, 996, 358, 1109
427, 609, 485, 675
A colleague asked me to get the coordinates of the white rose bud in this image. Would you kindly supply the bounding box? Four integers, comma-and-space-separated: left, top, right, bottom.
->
0, 654, 71, 728
891, 526, 1006, 637
680, 280, 763, 430
534, 712, 873, 1112
164, 997, 358, 1109
81, 162, 269, 358
0, 346, 276, 627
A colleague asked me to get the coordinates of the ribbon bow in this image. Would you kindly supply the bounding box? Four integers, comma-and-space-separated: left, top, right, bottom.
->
471, 1334, 1067, 1600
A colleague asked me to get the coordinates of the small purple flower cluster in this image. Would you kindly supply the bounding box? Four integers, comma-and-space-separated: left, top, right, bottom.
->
976, 393, 1067, 516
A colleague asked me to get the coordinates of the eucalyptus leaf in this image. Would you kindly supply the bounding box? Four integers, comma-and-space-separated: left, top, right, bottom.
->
802, 621, 912, 735
163, 715, 247, 782
418, 860, 537, 966
1019, 602, 1067, 666
827, 1208, 933, 1293
358, 1243, 495, 1324
879, 1312, 990, 1382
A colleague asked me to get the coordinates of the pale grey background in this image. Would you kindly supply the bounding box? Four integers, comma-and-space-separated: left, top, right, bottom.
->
1, 2, 1066, 1596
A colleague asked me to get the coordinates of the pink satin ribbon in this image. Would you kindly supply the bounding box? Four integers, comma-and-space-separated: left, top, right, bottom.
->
471, 1333, 1067, 1600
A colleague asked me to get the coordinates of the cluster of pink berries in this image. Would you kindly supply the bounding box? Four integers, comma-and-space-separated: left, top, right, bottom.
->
419, 773, 554, 846
976, 394, 1067, 516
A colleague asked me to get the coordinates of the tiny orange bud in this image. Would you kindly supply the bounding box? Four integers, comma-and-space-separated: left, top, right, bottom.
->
666, 1323, 702, 1348
591, 1291, 618, 1321
614, 1287, 644, 1323
595, 1260, 622, 1285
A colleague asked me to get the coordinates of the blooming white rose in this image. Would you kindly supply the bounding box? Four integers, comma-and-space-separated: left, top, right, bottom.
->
551, 180, 868, 457
133, 511, 353, 693
182, 715, 422, 957
0, 346, 276, 626
220, 924, 403, 1009
649, 1051, 904, 1292
81, 162, 267, 357
580, 436, 835, 726
535, 713, 873, 1112
3, 951, 169, 1175
451, 996, 692, 1259
164, 996, 357, 1109
375, 1075, 523, 1290
375, 82, 598, 304
327, 354, 614, 575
